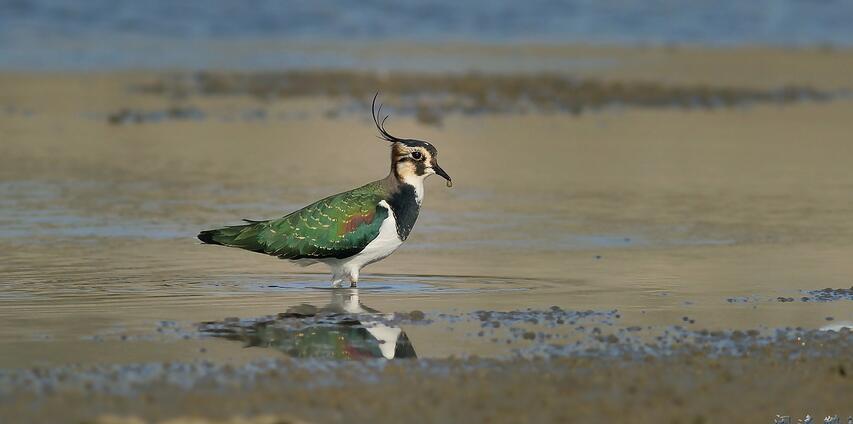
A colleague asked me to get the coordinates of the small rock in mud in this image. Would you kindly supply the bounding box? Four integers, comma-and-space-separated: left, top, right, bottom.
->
409, 310, 425, 321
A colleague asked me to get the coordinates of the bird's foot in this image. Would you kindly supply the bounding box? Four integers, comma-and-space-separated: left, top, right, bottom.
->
349, 281, 358, 288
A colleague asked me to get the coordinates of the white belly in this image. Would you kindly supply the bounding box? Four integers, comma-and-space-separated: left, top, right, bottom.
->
344, 200, 403, 267
321, 200, 403, 283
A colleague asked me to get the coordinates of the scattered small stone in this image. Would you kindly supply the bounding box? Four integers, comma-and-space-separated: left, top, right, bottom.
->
801, 286, 853, 302
477, 311, 492, 322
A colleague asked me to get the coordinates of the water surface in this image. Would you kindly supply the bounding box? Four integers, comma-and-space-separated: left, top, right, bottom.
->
3, 0, 853, 71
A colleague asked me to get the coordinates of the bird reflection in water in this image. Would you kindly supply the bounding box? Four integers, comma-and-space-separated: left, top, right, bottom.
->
200, 289, 416, 359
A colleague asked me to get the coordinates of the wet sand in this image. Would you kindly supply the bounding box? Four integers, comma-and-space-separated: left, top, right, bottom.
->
1, 45, 853, 422
4, 352, 851, 423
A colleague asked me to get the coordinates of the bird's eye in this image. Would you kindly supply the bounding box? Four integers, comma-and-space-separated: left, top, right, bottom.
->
411, 151, 423, 160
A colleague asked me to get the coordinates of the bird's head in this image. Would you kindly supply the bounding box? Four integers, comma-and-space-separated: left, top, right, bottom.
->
372, 94, 452, 188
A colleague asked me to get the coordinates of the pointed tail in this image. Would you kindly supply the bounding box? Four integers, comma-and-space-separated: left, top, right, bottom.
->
197, 220, 268, 253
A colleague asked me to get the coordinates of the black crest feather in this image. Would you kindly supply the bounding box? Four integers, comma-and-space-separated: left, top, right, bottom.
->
370, 93, 437, 155
372, 93, 403, 143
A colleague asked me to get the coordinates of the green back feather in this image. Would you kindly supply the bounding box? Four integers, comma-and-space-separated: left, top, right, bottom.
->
199, 182, 388, 260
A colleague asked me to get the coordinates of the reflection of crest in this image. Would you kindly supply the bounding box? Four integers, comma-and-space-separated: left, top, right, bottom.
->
200, 289, 416, 360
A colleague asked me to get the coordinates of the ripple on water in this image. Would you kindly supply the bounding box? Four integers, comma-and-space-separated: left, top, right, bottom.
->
208, 274, 536, 294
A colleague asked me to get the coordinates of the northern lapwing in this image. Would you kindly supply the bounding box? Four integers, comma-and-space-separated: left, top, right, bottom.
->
198, 94, 452, 287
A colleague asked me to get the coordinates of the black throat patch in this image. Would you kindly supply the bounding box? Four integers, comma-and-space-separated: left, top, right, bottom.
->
387, 183, 421, 240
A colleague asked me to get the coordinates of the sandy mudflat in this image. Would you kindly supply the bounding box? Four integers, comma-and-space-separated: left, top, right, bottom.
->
3, 352, 851, 423
1, 45, 852, 422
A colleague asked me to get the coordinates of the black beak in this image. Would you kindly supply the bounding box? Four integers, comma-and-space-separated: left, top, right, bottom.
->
432, 163, 452, 187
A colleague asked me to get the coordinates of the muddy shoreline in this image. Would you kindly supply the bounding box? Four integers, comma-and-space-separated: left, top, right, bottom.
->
130, 70, 840, 126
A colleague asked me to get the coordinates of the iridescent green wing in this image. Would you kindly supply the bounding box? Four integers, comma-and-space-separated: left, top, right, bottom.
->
258, 182, 388, 260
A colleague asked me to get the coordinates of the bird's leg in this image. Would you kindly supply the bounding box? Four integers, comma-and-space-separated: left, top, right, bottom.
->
348, 269, 359, 288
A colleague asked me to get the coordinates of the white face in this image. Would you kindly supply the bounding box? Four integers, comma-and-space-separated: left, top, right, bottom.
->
392, 143, 433, 181
391, 141, 451, 186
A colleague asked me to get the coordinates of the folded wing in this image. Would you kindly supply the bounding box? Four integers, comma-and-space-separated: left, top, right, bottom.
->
262, 185, 387, 259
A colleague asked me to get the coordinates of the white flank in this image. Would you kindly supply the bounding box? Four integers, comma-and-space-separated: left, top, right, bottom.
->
322, 200, 403, 286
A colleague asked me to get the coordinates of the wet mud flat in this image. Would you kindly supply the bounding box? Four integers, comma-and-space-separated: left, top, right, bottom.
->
0, 319, 850, 424
2, 277, 850, 423
2, 289, 851, 423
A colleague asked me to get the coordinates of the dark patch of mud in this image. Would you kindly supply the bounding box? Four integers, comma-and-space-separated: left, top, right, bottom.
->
526, 325, 853, 360
470, 307, 619, 327
729, 287, 853, 304
801, 287, 853, 302
415, 310, 851, 360
134, 71, 841, 125
104, 106, 275, 125
106, 106, 206, 125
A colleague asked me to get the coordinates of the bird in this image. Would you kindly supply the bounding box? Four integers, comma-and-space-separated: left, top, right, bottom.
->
198, 94, 452, 288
